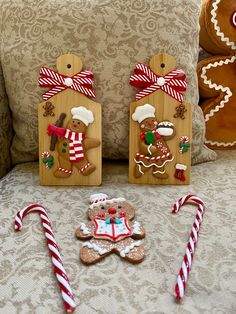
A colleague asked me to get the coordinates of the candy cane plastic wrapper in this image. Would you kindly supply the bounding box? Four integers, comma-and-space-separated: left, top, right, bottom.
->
14, 204, 77, 312
172, 195, 206, 302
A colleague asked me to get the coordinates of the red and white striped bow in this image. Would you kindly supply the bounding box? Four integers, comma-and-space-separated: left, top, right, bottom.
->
39, 67, 96, 101
130, 63, 187, 102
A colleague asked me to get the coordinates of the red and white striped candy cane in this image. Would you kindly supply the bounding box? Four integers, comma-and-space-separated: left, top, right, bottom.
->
14, 204, 76, 312
172, 194, 206, 302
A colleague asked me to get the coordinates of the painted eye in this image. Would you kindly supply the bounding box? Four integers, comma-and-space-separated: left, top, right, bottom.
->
101, 206, 105, 209
77, 121, 80, 125
118, 205, 122, 209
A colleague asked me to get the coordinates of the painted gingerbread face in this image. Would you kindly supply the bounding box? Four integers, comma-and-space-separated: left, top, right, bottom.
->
67, 118, 87, 132
88, 201, 135, 221
140, 117, 158, 131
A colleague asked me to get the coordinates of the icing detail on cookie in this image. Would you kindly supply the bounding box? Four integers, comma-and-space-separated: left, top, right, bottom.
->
201, 56, 235, 123
204, 139, 236, 147
80, 223, 90, 235
134, 154, 174, 168
132, 221, 142, 235
153, 168, 166, 175
82, 242, 108, 255
120, 240, 141, 257
89, 198, 126, 209
93, 217, 132, 241
211, 0, 236, 50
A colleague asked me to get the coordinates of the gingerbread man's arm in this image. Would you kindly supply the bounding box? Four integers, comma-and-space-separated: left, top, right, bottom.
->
75, 221, 95, 240
83, 138, 100, 150
131, 221, 145, 240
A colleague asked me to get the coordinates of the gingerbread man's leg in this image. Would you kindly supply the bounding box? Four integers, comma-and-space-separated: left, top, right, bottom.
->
54, 156, 73, 178
134, 163, 149, 178
115, 238, 145, 264
74, 158, 96, 176
80, 239, 113, 265
152, 166, 168, 179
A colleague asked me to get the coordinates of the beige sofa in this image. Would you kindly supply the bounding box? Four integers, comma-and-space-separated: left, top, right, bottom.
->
1, 1, 236, 313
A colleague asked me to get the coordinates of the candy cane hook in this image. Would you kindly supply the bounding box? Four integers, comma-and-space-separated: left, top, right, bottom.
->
172, 195, 206, 302
14, 204, 76, 312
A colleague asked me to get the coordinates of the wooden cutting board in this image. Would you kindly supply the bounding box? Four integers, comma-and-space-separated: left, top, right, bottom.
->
38, 54, 102, 186
129, 53, 192, 185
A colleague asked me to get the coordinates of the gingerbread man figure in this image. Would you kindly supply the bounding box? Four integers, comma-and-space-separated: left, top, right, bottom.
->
76, 193, 145, 264
48, 106, 100, 177
132, 103, 175, 179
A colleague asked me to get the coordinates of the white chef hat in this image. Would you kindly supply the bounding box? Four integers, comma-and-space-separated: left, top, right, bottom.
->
71, 106, 94, 126
132, 103, 156, 123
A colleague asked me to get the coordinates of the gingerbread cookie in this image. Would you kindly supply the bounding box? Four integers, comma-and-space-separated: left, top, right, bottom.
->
76, 193, 145, 264
48, 106, 100, 177
198, 0, 236, 149
132, 104, 175, 179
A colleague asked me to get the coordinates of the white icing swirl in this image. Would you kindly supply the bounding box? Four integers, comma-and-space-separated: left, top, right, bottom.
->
80, 223, 90, 235
132, 221, 142, 235
120, 240, 141, 257
82, 242, 108, 255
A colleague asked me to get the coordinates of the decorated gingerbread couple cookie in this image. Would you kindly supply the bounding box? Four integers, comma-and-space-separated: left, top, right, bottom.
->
76, 194, 145, 264
38, 54, 101, 185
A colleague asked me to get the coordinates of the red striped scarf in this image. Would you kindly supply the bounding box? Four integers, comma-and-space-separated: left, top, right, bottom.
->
64, 129, 85, 163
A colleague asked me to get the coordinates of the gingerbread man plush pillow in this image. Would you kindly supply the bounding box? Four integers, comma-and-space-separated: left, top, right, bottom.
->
76, 193, 145, 265
198, 0, 236, 149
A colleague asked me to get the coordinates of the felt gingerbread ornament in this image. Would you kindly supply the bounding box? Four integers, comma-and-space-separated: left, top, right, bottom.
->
129, 53, 192, 185
76, 193, 145, 265
198, 0, 236, 149
38, 54, 101, 185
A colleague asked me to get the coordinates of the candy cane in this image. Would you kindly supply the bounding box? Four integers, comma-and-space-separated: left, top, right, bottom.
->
172, 195, 206, 302
14, 204, 76, 312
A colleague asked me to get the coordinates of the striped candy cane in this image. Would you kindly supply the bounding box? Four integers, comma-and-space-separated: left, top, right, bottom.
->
14, 204, 76, 312
172, 195, 206, 302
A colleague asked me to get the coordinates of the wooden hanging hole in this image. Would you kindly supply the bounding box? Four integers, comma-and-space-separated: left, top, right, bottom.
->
67, 64, 72, 69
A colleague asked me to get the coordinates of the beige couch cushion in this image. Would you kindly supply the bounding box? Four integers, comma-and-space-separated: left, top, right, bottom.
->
0, 0, 216, 164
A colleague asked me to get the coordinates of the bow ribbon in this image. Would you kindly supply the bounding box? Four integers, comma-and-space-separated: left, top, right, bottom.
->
39, 67, 96, 101
130, 63, 187, 102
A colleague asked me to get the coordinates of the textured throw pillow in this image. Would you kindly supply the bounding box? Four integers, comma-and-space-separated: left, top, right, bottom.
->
0, 0, 216, 164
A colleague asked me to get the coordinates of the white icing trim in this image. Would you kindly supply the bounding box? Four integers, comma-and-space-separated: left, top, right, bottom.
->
201, 56, 235, 123
157, 127, 174, 136
132, 221, 142, 235
80, 223, 90, 235
153, 169, 166, 175
175, 163, 187, 170
147, 144, 152, 155
211, 0, 236, 50
82, 242, 108, 255
158, 121, 174, 127
120, 240, 141, 257
89, 198, 126, 209
205, 139, 236, 147
137, 163, 144, 175
134, 155, 174, 169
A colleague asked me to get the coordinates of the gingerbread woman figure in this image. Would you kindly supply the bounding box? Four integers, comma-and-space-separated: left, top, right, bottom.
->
48, 106, 100, 177
76, 193, 145, 264
132, 103, 175, 179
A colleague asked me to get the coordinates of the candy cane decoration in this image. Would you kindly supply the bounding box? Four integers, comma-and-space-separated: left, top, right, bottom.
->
14, 204, 76, 312
172, 195, 206, 302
